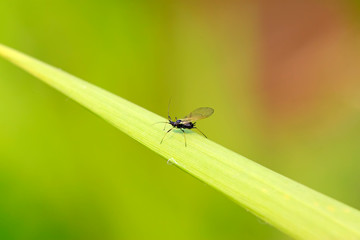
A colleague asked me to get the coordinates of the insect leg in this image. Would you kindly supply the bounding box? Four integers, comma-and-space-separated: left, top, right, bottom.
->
194, 127, 207, 138
180, 129, 187, 147
160, 127, 174, 144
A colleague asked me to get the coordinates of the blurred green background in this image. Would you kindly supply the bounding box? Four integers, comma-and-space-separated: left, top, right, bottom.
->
1, 1, 360, 239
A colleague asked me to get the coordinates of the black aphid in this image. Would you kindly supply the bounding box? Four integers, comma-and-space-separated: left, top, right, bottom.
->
160, 101, 214, 146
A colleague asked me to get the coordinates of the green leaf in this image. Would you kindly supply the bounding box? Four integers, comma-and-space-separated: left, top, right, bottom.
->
1, 43, 359, 240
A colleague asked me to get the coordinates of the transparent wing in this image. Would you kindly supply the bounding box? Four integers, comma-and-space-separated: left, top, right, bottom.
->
180, 107, 214, 122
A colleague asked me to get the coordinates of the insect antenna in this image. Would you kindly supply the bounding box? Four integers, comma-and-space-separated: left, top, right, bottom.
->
152, 121, 168, 126
164, 97, 172, 130
194, 127, 207, 138
167, 98, 172, 120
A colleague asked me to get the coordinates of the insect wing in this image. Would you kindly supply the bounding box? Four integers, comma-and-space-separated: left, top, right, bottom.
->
181, 107, 214, 122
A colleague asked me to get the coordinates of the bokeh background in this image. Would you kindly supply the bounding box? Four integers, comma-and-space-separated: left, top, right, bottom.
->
1, 1, 360, 239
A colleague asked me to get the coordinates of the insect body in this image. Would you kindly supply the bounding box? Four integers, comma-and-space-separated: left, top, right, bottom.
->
169, 119, 194, 129
161, 106, 214, 146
